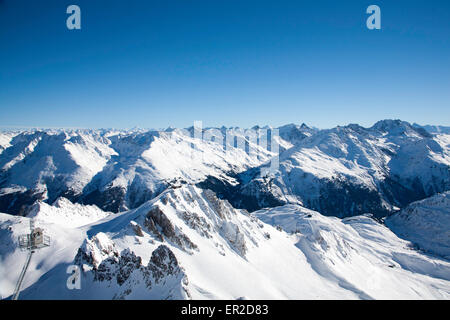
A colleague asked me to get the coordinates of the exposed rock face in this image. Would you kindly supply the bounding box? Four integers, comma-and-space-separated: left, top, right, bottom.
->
198, 174, 286, 213
81, 186, 128, 213
176, 208, 213, 239
144, 206, 198, 252
199, 187, 250, 255
64, 185, 274, 298
75, 232, 189, 299
75, 232, 118, 269
95, 249, 141, 284
202, 189, 229, 219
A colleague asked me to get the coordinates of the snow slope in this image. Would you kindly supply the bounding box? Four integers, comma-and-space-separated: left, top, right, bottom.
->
1, 185, 449, 300
413, 123, 450, 135
255, 204, 450, 299
386, 191, 450, 258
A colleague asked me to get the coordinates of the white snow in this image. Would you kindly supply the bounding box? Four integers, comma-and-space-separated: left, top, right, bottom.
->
0, 132, 17, 155
1, 186, 449, 300
255, 204, 450, 299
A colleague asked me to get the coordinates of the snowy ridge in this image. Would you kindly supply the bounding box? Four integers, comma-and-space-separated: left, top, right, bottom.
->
1, 186, 449, 300
0, 132, 17, 155
27, 197, 111, 228
413, 123, 450, 135
0, 130, 116, 214
1, 120, 448, 218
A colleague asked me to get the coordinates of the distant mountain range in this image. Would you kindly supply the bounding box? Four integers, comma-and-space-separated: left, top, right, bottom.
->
0, 120, 448, 218
413, 123, 450, 134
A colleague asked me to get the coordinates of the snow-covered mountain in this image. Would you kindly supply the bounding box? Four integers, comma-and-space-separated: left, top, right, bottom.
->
0, 128, 275, 214
1, 185, 449, 300
0, 130, 116, 214
1, 120, 448, 219
27, 197, 112, 228
277, 123, 318, 151
386, 191, 450, 258
1, 120, 449, 300
221, 120, 450, 217
0, 132, 18, 155
413, 123, 450, 135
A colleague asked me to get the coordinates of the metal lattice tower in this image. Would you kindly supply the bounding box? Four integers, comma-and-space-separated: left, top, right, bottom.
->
12, 219, 50, 300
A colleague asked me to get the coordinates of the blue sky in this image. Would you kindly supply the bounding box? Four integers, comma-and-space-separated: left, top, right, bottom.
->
0, 0, 449, 129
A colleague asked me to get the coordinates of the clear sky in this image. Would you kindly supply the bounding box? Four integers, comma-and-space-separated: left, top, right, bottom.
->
0, 0, 449, 129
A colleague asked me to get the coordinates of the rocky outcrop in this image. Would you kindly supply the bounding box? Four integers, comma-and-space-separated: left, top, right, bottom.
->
143, 206, 198, 252
75, 232, 189, 299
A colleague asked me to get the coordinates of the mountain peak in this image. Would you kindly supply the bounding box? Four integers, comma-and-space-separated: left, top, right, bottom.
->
371, 119, 431, 138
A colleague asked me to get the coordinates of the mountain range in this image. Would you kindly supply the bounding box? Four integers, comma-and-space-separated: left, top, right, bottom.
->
0, 119, 449, 299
